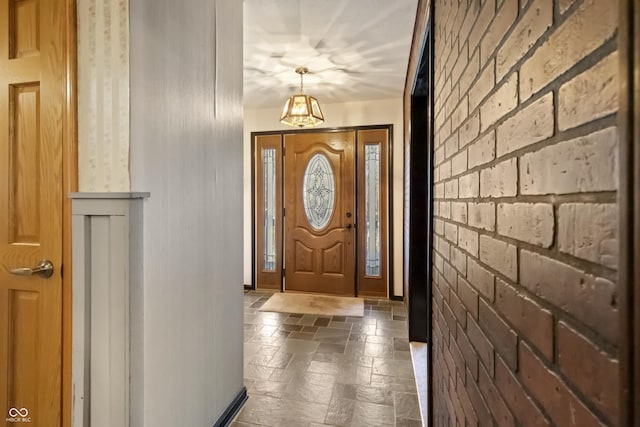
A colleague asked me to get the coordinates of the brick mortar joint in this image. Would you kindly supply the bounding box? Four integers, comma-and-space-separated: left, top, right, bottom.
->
434, 214, 619, 279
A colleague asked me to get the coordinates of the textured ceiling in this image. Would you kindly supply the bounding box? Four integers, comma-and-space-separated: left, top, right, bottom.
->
243, 0, 419, 109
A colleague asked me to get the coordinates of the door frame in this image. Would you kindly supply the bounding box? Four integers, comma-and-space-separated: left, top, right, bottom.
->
250, 124, 395, 297
62, 0, 78, 425
618, 0, 639, 424
403, 0, 433, 423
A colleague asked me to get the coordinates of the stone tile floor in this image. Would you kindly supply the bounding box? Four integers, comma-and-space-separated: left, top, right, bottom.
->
233, 291, 423, 427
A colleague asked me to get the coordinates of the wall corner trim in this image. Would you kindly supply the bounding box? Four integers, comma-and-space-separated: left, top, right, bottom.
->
212, 387, 248, 427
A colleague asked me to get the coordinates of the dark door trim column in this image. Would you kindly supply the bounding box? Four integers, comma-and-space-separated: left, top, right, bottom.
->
403, 0, 434, 424
618, 0, 640, 424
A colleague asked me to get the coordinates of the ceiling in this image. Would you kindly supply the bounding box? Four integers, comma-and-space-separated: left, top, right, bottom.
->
243, 0, 419, 109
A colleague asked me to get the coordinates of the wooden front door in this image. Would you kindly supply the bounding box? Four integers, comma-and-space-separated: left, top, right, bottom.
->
0, 0, 66, 424
284, 132, 355, 296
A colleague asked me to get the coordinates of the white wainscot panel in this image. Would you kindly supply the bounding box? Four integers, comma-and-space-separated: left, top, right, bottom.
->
70, 192, 149, 427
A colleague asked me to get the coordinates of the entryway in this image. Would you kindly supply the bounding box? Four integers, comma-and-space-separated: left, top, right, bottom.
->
252, 126, 391, 298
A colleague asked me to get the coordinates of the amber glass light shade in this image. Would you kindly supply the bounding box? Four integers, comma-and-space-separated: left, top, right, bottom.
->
280, 93, 324, 128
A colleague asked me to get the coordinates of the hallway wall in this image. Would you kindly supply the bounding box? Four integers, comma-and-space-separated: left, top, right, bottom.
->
244, 98, 405, 297
429, 0, 619, 425
129, 0, 244, 425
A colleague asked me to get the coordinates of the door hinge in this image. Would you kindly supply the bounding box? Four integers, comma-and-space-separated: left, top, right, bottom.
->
283, 207, 286, 216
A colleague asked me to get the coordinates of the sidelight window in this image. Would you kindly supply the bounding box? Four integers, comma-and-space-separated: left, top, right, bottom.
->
262, 148, 277, 271
364, 144, 381, 276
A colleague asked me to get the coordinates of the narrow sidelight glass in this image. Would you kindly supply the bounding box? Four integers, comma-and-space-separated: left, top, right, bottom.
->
365, 144, 381, 276
263, 148, 277, 271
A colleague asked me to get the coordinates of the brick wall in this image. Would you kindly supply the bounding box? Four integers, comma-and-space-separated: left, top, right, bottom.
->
430, 0, 619, 425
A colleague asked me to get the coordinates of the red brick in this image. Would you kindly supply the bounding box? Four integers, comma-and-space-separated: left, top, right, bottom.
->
457, 372, 479, 427
520, 0, 617, 100
437, 235, 451, 260
439, 201, 451, 219
451, 202, 468, 224
451, 43, 469, 88
497, 203, 554, 247
467, 314, 494, 376
444, 259, 457, 285
459, 3, 477, 51
444, 132, 459, 159
466, 367, 493, 427
480, 72, 518, 131
451, 247, 467, 276
444, 334, 457, 376
496, 92, 554, 157
520, 250, 618, 344
451, 96, 469, 131
496, 0, 552, 79
460, 50, 480, 96
468, 202, 496, 232
450, 290, 468, 328
468, 0, 496, 54
557, 321, 619, 424
459, 112, 480, 148
456, 323, 479, 381
480, 0, 517, 65
479, 299, 517, 370
559, 0, 576, 14
470, 59, 496, 112
558, 203, 618, 269
558, 51, 618, 131
450, 375, 466, 426
458, 226, 479, 257
450, 337, 467, 385
457, 276, 479, 319
479, 235, 518, 281
519, 342, 603, 427
459, 171, 480, 198
495, 279, 554, 360
467, 130, 496, 169
443, 300, 458, 339
439, 161, 452, 181
478, 363, 516, 427
467, 258, 495, 301
451, 149, 468, 176
519, 128, 617, 195
480, 157, 517, 198
495, 356, 551, 427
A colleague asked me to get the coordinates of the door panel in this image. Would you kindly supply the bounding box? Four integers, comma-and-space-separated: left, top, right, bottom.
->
1, 0, 65, 424
356, 129, 389, 296
284, 132, 355, 296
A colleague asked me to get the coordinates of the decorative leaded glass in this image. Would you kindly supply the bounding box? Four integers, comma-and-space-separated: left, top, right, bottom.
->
263, 148, 277, 271
365, 144, 381, 276
303, 153, 335, 230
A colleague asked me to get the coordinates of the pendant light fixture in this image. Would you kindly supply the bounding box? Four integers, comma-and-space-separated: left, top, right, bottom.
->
280, 67, 325, 128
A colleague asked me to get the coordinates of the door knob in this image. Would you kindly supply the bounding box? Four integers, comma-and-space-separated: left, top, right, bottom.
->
10, 260, 54, 279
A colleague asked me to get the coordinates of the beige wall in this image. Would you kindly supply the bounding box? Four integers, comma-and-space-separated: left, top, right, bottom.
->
244, 98, 405, 297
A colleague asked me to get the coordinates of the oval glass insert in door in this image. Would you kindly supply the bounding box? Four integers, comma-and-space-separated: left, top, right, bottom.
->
303, 153, 335, 229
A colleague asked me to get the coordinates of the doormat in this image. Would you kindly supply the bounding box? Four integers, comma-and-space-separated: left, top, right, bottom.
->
258, 293, 364, 317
